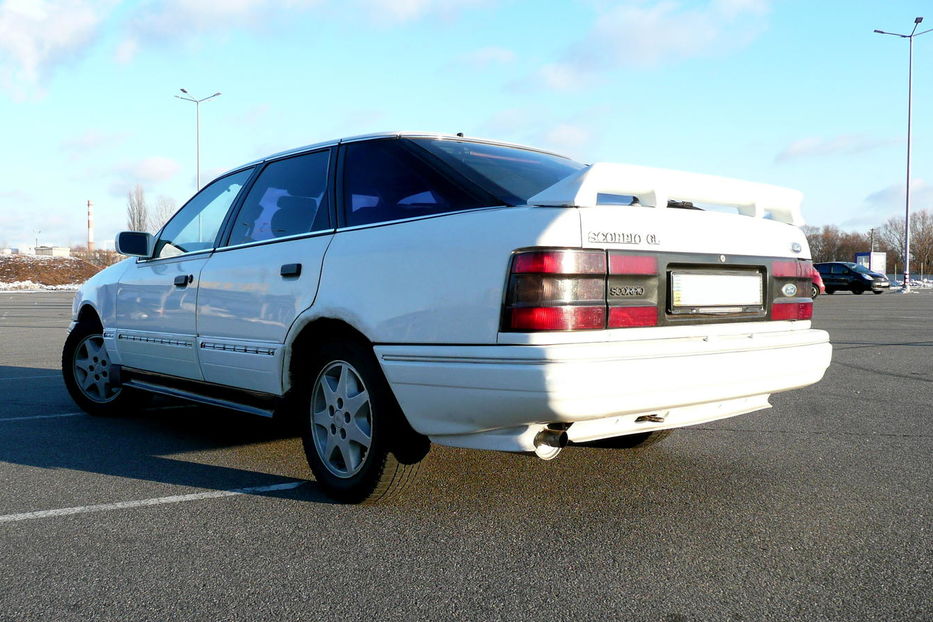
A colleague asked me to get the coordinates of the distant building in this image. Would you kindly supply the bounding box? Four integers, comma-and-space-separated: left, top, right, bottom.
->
35, 246, 71, 258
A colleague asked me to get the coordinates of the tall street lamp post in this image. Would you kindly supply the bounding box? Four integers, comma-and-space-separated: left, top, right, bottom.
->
874, 17, 931, 293
174, 89, 222, 191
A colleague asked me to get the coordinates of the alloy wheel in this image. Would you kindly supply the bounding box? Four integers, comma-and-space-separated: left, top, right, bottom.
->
72, 334, 120, 403
310, 361, 373, 479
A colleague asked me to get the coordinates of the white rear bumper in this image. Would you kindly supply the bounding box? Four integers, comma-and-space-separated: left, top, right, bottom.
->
376, 322, 831, 452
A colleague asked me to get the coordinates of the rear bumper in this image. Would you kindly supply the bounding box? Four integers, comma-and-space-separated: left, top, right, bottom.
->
376, 322, 831, 450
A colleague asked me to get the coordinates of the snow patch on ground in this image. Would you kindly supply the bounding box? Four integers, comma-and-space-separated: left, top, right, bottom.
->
0, 280, 80, 291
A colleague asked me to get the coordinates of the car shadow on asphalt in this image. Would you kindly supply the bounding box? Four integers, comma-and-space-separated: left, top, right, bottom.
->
0, 365, 335, 506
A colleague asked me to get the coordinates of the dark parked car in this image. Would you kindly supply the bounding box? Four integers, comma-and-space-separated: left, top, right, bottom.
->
815, 262, 890, 295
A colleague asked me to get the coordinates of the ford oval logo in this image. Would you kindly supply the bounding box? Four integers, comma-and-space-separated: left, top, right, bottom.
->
791, 242, 802, 253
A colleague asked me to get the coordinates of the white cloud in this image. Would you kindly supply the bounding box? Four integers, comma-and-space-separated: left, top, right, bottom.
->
538, 62, 592, 91
129, 156, 182, 182
110, 157, 182, 191
361, 0, 493, 23
0, 0, 115, 97
530, 0, 771, 91
127, 0, 316, 39
864, 180, 932, 210
61, 129, 129, 156
776, 135, 900, 163
113, 37, 138, 64
479, 106, 609, 159
458, 46, 515, 66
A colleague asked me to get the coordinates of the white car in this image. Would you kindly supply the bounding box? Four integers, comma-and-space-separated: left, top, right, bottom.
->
63, 132, 832, 503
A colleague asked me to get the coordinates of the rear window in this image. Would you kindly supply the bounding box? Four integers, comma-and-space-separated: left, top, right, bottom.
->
410, 138, 586, 204
341, 139, 496, 227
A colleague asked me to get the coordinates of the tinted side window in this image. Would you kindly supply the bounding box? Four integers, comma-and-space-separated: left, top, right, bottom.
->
341, 140, 488, 227
153, 169, 252, 259
228, 150, 331, 246
816, 265, 829, 275
831, 265, 846, 274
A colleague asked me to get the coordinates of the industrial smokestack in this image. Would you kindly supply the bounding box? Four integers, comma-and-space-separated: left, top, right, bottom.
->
87, 200, 95, 253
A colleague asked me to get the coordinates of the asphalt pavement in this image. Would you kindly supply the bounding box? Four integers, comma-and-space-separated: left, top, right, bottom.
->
0, 290, 930, 621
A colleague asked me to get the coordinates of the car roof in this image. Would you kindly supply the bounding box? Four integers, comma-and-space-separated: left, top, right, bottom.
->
223, 131, 573, 177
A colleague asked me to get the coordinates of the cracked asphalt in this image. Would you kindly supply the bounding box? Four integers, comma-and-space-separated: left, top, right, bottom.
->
0, 290, 930, 621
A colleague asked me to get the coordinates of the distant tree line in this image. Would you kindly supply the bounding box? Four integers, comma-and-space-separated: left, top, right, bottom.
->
802, 209, 933, 276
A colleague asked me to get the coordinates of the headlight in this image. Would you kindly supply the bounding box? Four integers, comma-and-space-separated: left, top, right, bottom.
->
862, 274, 874, 281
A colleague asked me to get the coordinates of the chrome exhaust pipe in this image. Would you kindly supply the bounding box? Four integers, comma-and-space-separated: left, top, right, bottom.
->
533, 428, 568, 460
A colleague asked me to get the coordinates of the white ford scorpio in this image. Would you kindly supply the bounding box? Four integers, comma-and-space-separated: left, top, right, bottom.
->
63, 132, 832, 503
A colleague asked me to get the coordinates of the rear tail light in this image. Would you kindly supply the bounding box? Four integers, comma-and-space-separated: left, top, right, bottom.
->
609, 254, 658, 275
509, 306, 606, 331
772, 301, 813, 320
504, 249, 659, 331
772, 260, 813, 278
503, 251, 815, 332
608, 306, 658, 328
505, 250, 607, 331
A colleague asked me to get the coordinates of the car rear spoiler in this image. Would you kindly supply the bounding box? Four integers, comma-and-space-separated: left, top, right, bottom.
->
528, 162, 805, 226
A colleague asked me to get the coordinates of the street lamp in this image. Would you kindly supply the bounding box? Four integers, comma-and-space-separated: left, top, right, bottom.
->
874, 17, 931, 293
174, 89, 222, 190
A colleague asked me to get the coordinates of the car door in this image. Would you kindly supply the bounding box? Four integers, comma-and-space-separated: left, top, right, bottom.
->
114, 169, 253, 379
826, 264, 846, 290
195, 148, 334, 394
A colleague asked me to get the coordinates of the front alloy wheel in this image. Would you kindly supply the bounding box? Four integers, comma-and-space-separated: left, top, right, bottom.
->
62, 322, 139, 416
71, 334, 120, 403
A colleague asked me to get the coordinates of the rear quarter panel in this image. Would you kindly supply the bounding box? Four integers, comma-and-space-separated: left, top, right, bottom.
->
306, 206, 582, 344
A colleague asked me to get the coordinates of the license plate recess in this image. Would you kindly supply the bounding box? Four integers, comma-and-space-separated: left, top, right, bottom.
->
669, 271, 763, 314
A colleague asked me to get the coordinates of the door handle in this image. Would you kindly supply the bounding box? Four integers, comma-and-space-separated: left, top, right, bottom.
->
174, 274, 193, 287
280, 263, 302, 278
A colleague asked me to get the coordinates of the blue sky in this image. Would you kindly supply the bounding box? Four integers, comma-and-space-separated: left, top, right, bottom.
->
1, 0, 931, 249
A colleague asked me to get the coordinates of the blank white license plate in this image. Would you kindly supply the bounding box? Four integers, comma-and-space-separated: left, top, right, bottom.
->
671, 273, 763, 308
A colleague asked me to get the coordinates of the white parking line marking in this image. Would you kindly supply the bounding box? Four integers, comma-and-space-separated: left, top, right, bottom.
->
0, 412, 84, 422
0, 481, 305, 523
0, 374, 61, 381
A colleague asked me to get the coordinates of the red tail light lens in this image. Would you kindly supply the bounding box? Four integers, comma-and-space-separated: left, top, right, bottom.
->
505, 250, 608, 331
772, 301, 813, 320
509, 306, 606, 331
608, 306, 658, 328
772, 260, 813, 278
609, 255, 658, 275
512, 250, 606, 274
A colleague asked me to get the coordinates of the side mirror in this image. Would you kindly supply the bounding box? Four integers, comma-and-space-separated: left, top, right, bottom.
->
115, 231, 154, 257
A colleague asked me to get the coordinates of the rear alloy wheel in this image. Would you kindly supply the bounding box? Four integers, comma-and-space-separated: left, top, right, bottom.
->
62, 323, 137, 416
300, 340, 423, 503
810, 284, 820, 298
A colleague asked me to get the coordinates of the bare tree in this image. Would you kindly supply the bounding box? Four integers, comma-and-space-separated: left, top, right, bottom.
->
148, 195, 177, 233
801, 225, 823, 261
910, 209, 933, 279
126, 184, 148, 232
880, 216, 906, 265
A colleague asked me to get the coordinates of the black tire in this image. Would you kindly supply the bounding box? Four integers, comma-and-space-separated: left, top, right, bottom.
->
852, 286, 864, 295
62, 321, 139, 416
298, 337, 426, 504
810, 284, 820, 298
873, 290, 884, 295
578, 429, 674, 449
825, 288, 834, 295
